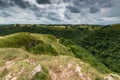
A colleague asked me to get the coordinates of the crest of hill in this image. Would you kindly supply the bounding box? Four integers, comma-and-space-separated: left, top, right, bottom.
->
0, 32, 74, 56
0, 32, 120, 80
0, 48, 119, 80
104, 23, 120, 31
0, 32, 112, 74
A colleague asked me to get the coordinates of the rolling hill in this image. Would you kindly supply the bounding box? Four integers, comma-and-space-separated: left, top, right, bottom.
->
0, 32, 119, 80
80, 24, 120, 73
0, 24, 120, 80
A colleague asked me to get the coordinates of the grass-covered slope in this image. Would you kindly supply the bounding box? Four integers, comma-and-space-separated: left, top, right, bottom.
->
81, 24, 120, 73
0, 48, 50, 80
0, 25, 91, 45
0, 48, 119, 80
0, 32, 74, 56
0, 32, 119, 80
0, 32, 111, 73
104, 24, 120, 31
0, 33, 109, 72
0, 24, 119, 74
59, 38, 111, 73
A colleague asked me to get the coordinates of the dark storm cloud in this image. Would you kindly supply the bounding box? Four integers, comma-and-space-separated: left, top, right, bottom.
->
0, 11, 12, 17
66, 0, 114, 14
0, 0, 120, 24
0, 0, 13, 8
0, 0, 31, 9
64, 12, 72, 19
89, 7, 100, 13
67, 6, 81, 13
36, 0, 51, 4
12, 0, 31, 9
47, 12, 61, 21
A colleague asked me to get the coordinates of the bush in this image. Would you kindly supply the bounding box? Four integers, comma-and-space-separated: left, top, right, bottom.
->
29, 42, 58, 56
59, 38, 75, 46
70, 45, 111, 73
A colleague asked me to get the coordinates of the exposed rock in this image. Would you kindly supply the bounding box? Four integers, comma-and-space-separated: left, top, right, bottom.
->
0, 61, 15, 71
104, 74, 120, 80
4, 73, 16, 80
23, 59, 29, 63
49, 70, 57, 80
75, 65, 81, 73
11, 77, 17, 80
67, 63, 72, 69
104, 75, 113, 80
4, 67, 24, 80
49, 68, 74, 80
59, 65, 62, 68
29, 64, 42, 78
110, 74, 120, 79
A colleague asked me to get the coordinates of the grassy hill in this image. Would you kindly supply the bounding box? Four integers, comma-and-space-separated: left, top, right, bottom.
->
0, 32, 119, 80
0, 24, 119, 77
0, 32, 74, 56
104, 24, 120, 31
0, 48, 116, 80
81, 24, 120, 73
0, 32, 109, 73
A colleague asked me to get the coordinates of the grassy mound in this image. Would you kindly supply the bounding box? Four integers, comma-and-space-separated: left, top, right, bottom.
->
0, 32, 111, 74
0, 48, 111, 80
0, 32, 74, 56
104, 24, 120, 31
0, 33, 36, 48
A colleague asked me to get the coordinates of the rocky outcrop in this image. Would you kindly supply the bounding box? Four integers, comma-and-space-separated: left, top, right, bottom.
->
29, 64, 42, 78
4, 67, 24, 80
49, 63, 91, 80
104, 74, 120, 80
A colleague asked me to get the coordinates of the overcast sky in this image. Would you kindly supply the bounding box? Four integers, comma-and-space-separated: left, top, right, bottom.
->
0, 0, 120, 24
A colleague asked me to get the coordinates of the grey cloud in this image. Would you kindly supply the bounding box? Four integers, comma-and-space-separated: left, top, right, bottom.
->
12, 0, 31, 9
0, 0, 120, 24
36, 0, 51, 4
89, 7, 100, 13
0, 11, 12, 18
66, 0, 114, 14
67, 6, 81, 13
0, 0, 13, 8
64, 12, 72, 19
46, 12, 61, 21
0, 0, 32, 9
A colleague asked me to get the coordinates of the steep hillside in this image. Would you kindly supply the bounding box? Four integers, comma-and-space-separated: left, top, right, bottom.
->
104, 24, 120, 31
0, 24, 119, 74
0, 32, 74, 56
0, 32, 119, 80
0, 25, 91, 45
0, 32, 107, 73
81, 24, 120, 73
0, 48, 119, 80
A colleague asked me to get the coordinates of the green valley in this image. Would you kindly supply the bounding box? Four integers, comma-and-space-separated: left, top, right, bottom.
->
0, 24, 120, 80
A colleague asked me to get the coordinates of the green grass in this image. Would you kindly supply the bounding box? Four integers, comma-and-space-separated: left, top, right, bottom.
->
29, 42, 58, 56
0, 32, 36, 48
81, 25, 120, 73
31, 64, 50, 80
59, 38, 111, 73
0, 32, 74, 56
0, 48, 118, 80
104, 24, 120, 31
70, 45, 111, 73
